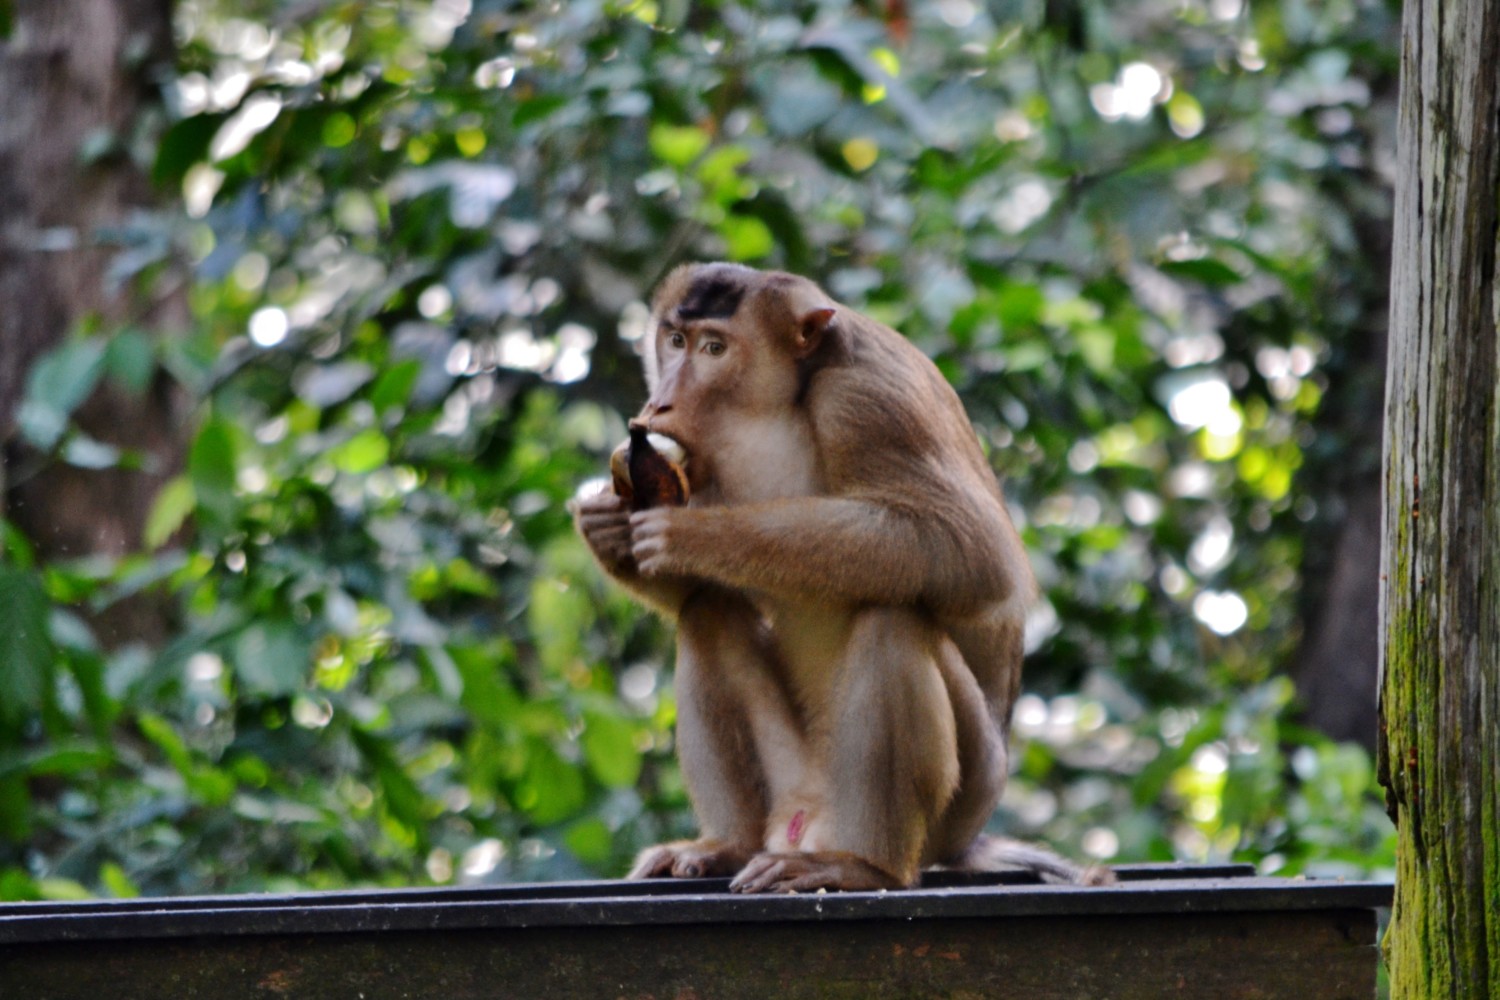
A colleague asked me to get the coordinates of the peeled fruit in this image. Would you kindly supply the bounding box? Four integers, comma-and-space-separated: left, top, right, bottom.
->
611, 425, 689, 511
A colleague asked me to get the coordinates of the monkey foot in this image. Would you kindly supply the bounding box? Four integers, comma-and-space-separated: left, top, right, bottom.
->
729, 851, 906, 894
627, 839, 754, 880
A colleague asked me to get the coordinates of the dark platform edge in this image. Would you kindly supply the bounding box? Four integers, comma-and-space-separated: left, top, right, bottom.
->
0, 864, 1392, 946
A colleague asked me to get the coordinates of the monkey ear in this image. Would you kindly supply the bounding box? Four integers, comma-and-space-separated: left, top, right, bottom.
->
792, 307, 836, 359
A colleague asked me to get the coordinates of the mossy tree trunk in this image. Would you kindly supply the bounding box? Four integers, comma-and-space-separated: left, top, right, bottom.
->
0, 0, 183, 644
1378, 0, 1500, 994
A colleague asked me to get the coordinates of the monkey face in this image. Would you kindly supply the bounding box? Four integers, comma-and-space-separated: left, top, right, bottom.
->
639, 263, 836, 490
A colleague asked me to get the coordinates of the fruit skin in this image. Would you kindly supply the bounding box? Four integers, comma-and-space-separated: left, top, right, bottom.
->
610, 425, 689, 512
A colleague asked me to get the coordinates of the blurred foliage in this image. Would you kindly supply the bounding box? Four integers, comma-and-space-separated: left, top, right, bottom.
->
0, 0, 1398, 900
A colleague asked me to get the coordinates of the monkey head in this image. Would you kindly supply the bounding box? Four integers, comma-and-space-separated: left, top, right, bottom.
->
638, 263, 837, 490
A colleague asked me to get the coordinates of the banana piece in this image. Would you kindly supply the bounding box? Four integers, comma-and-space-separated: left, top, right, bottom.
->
610, 426, 689, 511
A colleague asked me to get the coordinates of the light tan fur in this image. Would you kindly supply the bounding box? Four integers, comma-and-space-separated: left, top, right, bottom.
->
573, 263, 1109, 892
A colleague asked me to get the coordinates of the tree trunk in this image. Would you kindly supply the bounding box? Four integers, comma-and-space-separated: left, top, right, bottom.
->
1378, 0, 1500, 994
0, 0, 182, 644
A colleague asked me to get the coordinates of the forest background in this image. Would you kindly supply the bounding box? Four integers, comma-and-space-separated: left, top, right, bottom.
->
0, 0, 1400, 899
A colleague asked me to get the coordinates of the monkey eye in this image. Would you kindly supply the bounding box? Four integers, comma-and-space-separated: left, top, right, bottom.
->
667, 331, 687, 349
703, 341, 726, 357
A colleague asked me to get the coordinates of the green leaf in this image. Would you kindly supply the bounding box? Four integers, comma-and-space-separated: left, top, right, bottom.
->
188, 418, 239, 525
1159, 258, 1243, 287
104, 330, 157, 396
99, 862, 140, 899
696, 144, 751, 198
144, 475, 196, 549
444, 558, 498, 597
581, 711, 642, 788
0, 778, 31, 841
996, 283, 1045, 330
136, 712, 193, 774
515, 739, 586, 825
0, 566, 55, 726
38, 878, 92, 901
328, 428, 390, 474
454, 643, 521, 730
351, 727, 428, 834
0, 743, 111, 781
564, 817, 612, 865
527, 577, 594, 676
152, 113, 224, 188
1075, 327, 1116, 373
16, 338, 108, 450
648, 124, 710, 168
720, 214, 775, 261
0, 521, 36, 569
370, 359, 422, 414
513, 94, 568, 128
0, 868, 40, 902
233, 621, 308, 697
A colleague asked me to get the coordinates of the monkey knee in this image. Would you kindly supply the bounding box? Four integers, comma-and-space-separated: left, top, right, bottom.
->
836, 607, 961, 808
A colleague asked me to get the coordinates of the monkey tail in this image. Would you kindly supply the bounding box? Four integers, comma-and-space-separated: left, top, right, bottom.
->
948, 834, 1116, 886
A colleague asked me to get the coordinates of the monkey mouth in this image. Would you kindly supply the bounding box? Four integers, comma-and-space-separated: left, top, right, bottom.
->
629, 419, 691, 470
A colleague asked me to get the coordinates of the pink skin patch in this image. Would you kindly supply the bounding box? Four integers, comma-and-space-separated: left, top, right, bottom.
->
786, 809, 807, 847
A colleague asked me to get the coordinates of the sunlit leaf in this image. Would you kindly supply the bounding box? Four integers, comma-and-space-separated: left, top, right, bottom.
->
719, 213, 774, 261
564, 817, 613, 865
581, 710, 642, 788
328, 428, 391, 474
648, 124, 710, 167
144, 475, 196, 549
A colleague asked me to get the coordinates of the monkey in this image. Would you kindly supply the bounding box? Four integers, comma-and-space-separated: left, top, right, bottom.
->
572, 262, 1111, 892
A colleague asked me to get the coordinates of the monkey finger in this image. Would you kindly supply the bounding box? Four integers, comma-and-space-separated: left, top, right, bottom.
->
569, 478, 618, 514
579, 516, 632, 541
598, 535, 637, 567
574, 494, 627, 518
586, 524, 632, 546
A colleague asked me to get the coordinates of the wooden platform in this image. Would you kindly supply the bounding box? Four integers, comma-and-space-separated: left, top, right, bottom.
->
0, 864, 1390, 999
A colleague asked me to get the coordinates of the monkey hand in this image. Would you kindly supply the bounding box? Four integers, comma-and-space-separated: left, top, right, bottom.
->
571, 483, 636, 576
629, 506, 699, 578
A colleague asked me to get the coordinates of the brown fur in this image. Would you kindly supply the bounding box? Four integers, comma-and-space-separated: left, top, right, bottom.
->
573, 264, 1109, 891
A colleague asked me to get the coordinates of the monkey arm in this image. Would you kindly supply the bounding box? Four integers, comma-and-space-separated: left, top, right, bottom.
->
629, 493, 1022, 617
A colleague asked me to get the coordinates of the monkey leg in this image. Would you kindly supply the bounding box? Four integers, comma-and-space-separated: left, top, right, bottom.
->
924, 636, 1009, 864
732, 606, 962, 893
630, 587, 812, 881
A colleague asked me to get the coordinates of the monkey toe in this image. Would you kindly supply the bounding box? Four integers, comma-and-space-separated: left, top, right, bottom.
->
630, 841, 750, 881
729, 855, 789, 894
626, 846, 677, 880
731, 852, 905, 893
1078, 865, 1117, 887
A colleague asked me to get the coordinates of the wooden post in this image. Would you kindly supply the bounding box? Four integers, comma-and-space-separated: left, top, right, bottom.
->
1378, 0, 1500, 994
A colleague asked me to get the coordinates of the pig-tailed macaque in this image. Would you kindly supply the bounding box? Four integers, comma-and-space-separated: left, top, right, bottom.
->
573, 263, 1111, 892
